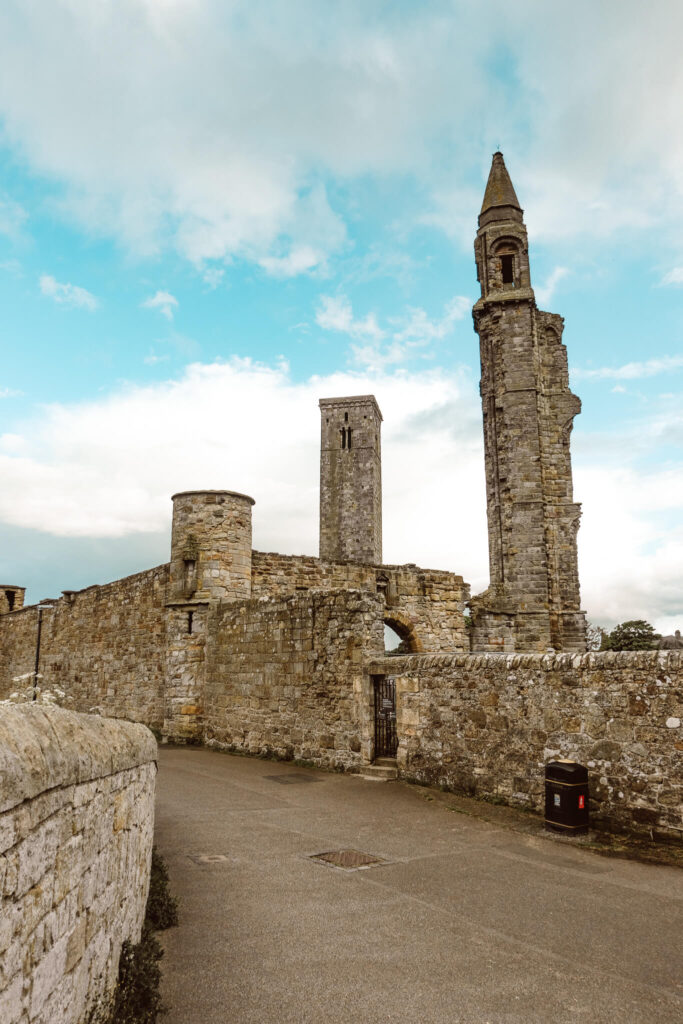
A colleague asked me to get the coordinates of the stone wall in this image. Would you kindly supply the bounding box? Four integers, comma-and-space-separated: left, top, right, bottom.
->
367, 650, 683, 837
0, 566, 169, 728
0, 705, 157, 1024
252, 552, 469, 652
204, 589, 385, 769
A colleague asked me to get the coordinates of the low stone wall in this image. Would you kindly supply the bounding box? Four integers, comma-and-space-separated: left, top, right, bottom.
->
204, 589, 384, 769
0, 565, 169, 728
368, 650, 683, 837
0, 705, 157, 1024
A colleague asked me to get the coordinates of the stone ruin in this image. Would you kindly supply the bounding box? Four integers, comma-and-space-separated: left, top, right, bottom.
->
4, 157, 677, 839
0, 152, 589, 734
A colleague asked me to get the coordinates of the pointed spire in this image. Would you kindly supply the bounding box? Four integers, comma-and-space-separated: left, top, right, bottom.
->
480, 152, 522, 217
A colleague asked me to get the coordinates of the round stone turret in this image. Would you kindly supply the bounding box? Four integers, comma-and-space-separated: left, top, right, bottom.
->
0, 585, 26, 614
169, 490, 255, 603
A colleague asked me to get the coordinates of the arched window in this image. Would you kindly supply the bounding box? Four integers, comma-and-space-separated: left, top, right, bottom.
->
501, 253, 514, 284
384, 613, 423, 653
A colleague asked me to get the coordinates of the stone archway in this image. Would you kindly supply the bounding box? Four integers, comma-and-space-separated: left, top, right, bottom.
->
383, 611, 423, 653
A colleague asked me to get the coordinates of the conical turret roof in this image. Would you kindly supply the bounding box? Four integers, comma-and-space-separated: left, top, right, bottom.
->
480, 152, 522, 215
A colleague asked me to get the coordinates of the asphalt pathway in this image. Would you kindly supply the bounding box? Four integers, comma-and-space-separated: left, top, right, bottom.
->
155, 747, 683, 1024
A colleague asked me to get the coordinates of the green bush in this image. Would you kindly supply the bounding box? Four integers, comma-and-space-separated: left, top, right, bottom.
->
110, 927, 165, 1024
145, 848, 179, 931
105, 847, 178, 1023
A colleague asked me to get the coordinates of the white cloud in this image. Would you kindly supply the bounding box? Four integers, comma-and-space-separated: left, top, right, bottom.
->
661, 267, 683, 286
141, 290, 178, 321
259, 245, 321, 278
1, 355, 680, 632
316, 293, 470, 371
202, 267, 224, 289
39, 274, 98, 311
0, 358, 488, 588
535, 266, 569, 306
0, 387, 23, 398
577, 464, 683, 632
316, 295, 385, 342
3, 2, 682, 267
0, 196, 27, 239
573, 354, 683, 381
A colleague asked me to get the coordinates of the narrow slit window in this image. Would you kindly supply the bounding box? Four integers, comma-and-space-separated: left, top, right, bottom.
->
501, 254, 514, 284
347, 428, 352, 449
5, 590, 15, 612
187, 610, 194, 634
341, 427, 346, 449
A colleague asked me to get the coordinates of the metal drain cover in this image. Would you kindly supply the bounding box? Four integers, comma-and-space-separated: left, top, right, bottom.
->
310, 849, 385, 870
264, 773, 321, 785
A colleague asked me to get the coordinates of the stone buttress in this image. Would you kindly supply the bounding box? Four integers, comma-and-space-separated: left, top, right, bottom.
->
471, 152, 587, 653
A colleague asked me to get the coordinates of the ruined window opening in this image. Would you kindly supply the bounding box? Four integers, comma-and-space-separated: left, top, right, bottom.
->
344, 412, 348, 422
384, 614, 422, 654
384, 623, 402, 652
347, 428, 352, 449
5, 590, 15, 612
187, 610, 194, 634
501, 254, 514, 284
341, 427, 346, 449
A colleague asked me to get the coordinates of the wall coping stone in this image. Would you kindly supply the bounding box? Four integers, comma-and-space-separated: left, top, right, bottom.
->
366, 650, 683, 674
0, 705, 157, 814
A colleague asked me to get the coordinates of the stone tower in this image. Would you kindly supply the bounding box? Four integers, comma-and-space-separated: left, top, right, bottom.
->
169, 489, 255, 603
319, 395, 383, 564
471, 152, 587, 652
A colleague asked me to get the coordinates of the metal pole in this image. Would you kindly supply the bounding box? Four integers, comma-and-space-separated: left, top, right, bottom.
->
33, 607, 43, 701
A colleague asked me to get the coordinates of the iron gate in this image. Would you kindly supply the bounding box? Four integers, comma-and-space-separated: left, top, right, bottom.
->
373, 675, 397, 758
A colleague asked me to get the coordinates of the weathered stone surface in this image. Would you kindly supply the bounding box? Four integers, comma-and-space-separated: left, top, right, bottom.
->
319, 395, 383, 565
369, 650, 682, 836
169, 490, 254, 603
0, 565, 169, 727
0, 707, 156, 1023
204, 589, 384, 771
471, 152, 587, 654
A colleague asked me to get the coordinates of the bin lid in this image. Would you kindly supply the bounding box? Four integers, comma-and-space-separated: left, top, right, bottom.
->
545, 760, 588, 784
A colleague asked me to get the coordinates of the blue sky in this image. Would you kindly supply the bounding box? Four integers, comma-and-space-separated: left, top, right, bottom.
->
0, 0, 682, 633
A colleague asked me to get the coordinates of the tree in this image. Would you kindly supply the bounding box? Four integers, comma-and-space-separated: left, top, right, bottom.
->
586, 622, 606, 651
601, 620, 661, 651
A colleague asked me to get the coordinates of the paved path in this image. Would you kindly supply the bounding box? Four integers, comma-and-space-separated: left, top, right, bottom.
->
155, 747, 682, 1024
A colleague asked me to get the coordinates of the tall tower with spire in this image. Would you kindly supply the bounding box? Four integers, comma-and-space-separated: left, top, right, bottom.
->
471, 152, 587, 652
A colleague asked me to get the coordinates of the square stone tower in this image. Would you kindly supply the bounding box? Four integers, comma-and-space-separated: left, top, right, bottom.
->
471, 152, 587, 652
319, 395, 383, 564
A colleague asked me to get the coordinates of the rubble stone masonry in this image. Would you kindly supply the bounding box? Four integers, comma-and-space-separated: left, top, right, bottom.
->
367, 650, 683, 837
204, 589, 385, 769
472, 152, 587, 653
0, 566, 169, 727
0, 705, 156, 1024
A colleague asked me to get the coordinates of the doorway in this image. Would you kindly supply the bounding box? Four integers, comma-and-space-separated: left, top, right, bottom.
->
373, 675, 397, 758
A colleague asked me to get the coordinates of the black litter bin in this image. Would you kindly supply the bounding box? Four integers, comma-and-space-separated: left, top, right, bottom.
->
545, 760, 589, 834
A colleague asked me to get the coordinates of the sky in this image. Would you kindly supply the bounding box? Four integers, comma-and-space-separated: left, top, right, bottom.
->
0, 0, 682, 634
